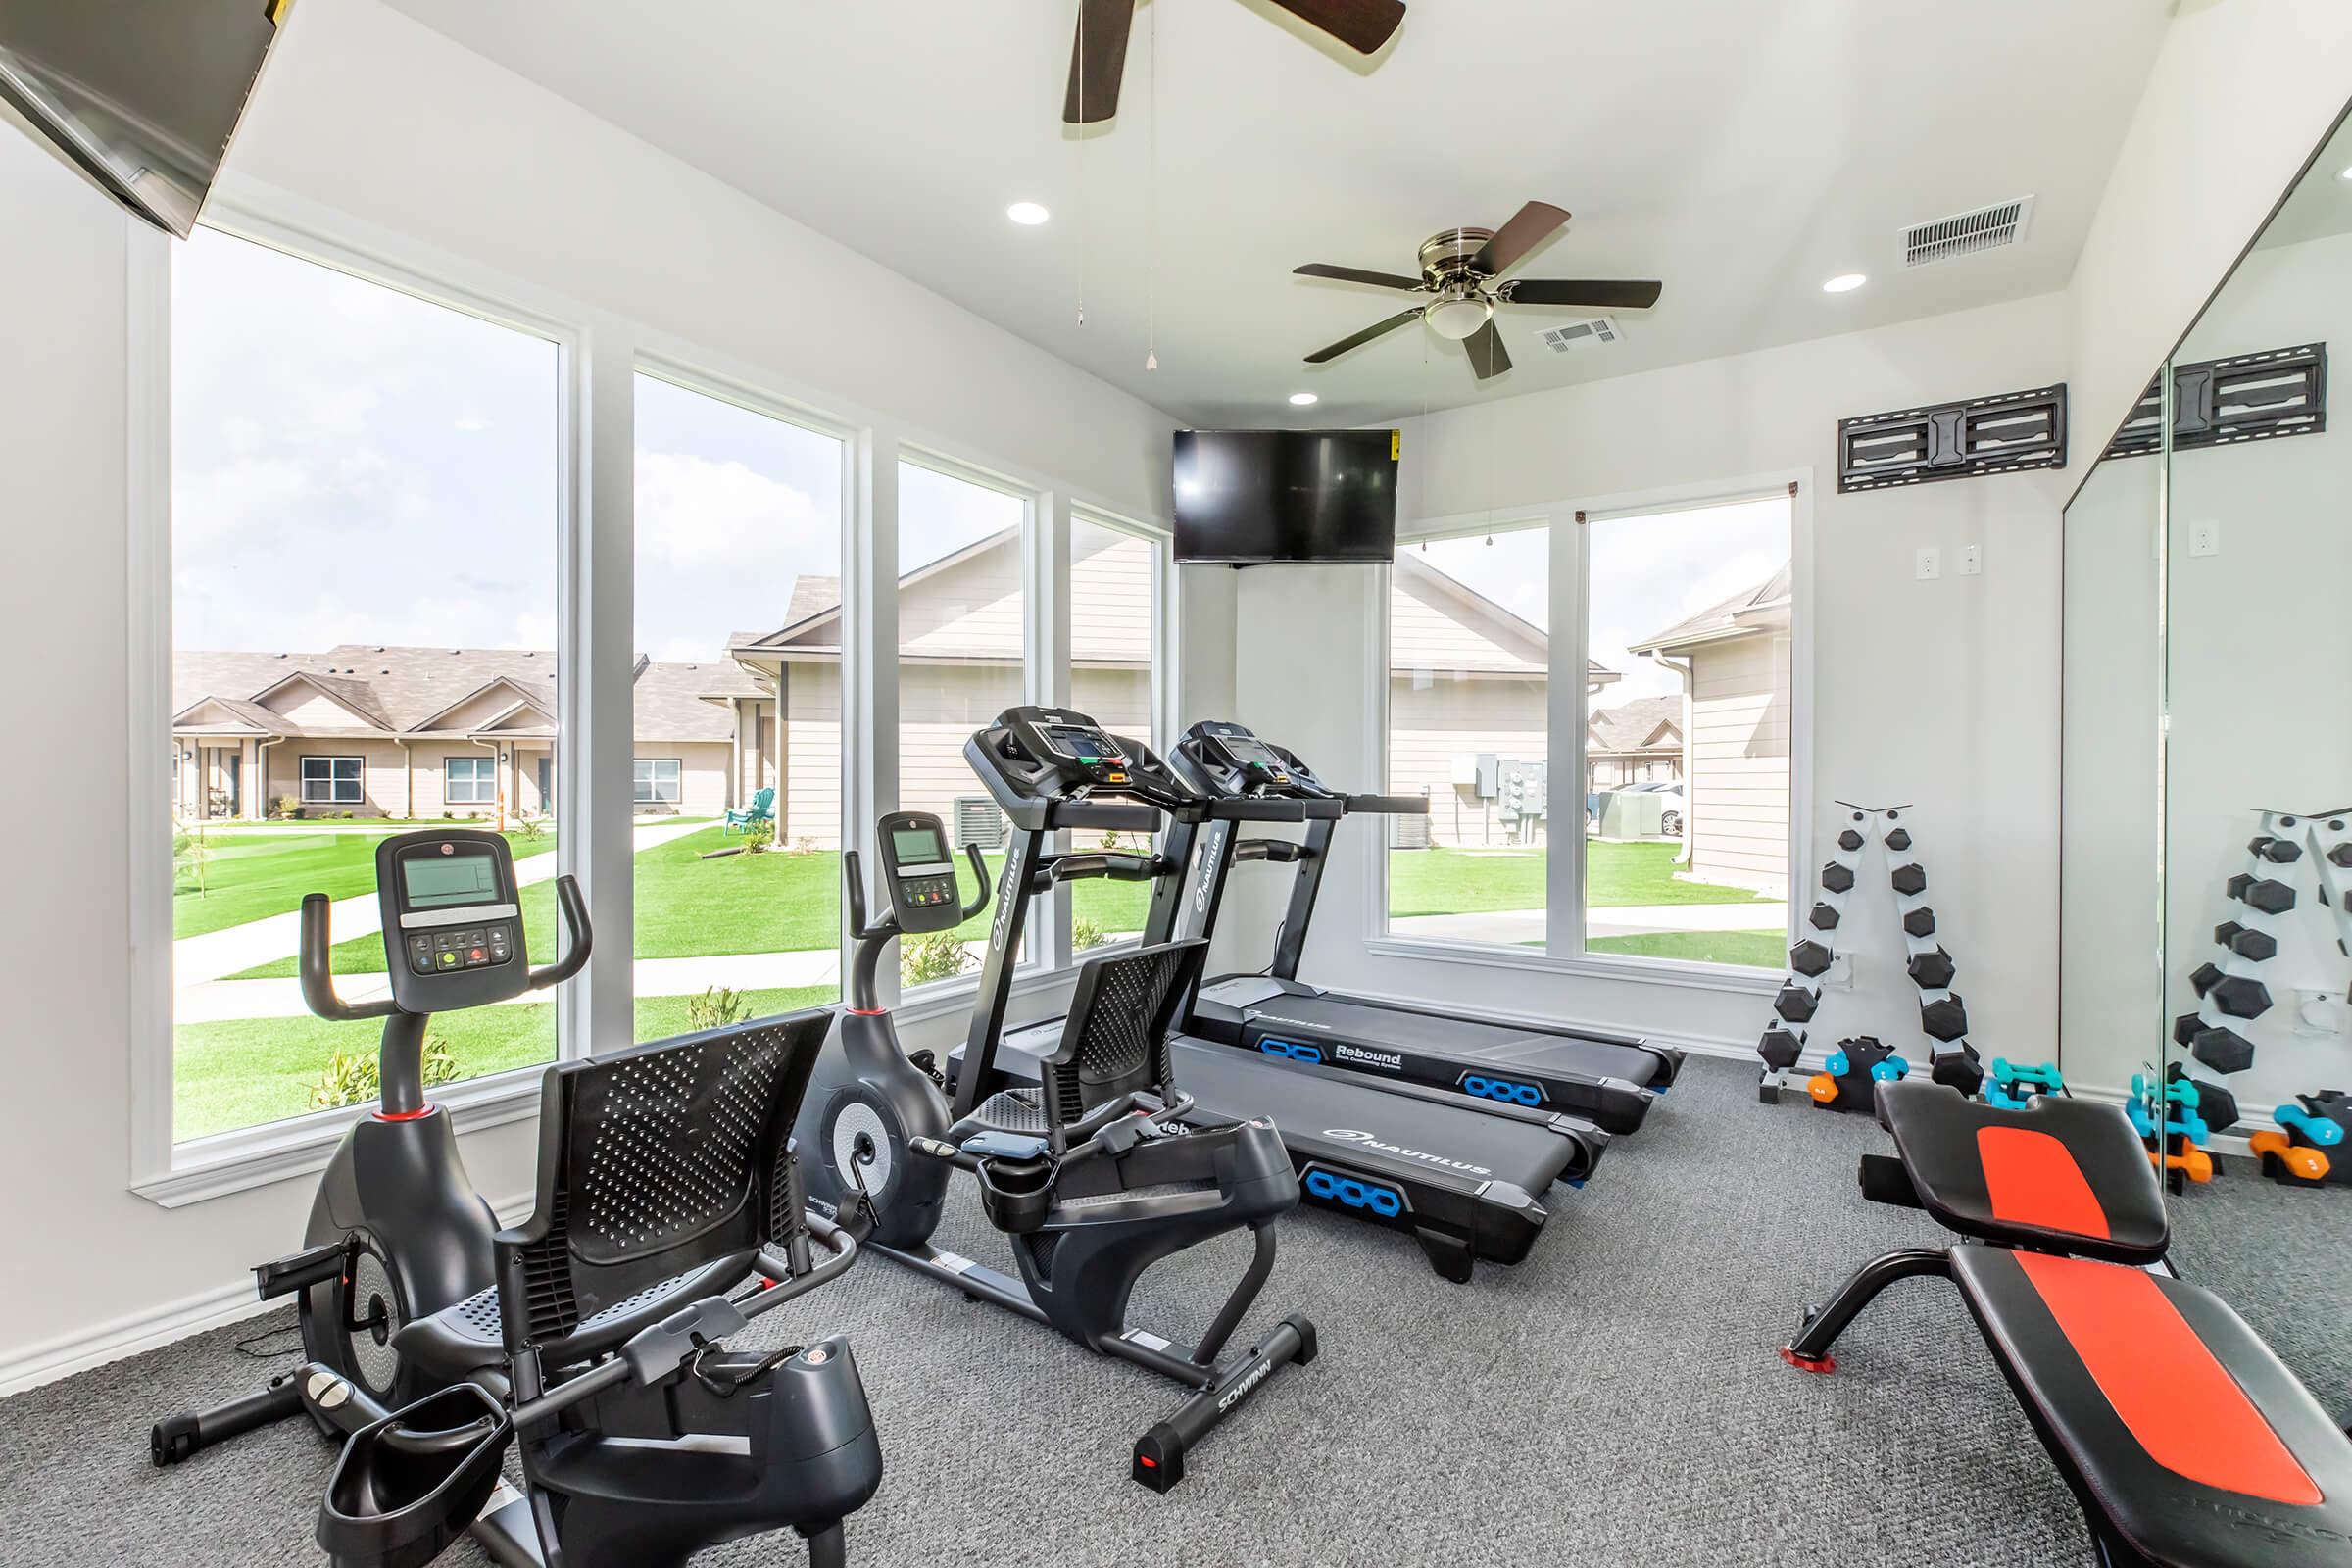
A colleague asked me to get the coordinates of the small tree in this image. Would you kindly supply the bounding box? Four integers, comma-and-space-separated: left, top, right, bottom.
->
173, 818, 211, 897
742, 818, 776, 854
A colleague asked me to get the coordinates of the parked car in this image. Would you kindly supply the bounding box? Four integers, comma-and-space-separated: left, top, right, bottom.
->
1653, 783, 1686, 837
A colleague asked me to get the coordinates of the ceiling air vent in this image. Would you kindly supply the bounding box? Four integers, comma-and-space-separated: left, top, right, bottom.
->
1902, 197, 2034, 268
1536, 316, 1623, 355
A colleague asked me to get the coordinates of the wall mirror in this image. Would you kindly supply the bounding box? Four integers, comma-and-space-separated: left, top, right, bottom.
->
2066, 100, 2352, 1406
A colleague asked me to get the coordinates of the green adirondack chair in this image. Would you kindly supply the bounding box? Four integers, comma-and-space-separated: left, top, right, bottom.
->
722, 786, 775, 836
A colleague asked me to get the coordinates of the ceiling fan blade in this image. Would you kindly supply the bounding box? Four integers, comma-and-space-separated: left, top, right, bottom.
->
1304, 308, 1424, 364
1295, 263, 1426, 291
1263, 0, 1408, 54
1498, 278, 1664, 310
1462, 318, 1512, 379
1062, 0, 1136, 124
1472, 201, 1570, 276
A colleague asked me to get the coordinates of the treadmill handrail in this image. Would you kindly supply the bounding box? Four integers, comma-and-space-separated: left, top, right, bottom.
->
1344, 793, 1431, 817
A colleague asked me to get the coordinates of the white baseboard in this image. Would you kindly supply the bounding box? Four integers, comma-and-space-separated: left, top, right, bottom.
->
0, 1190, 536, 1398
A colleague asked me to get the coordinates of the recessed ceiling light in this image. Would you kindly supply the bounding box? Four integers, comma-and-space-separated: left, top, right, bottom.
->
2339, 164, 2352, 181
1289, 391, 1319, 407
1005, 201, 1051, 226
1822, 272, 1868, 294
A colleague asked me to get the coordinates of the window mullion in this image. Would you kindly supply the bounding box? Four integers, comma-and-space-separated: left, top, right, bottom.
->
1550, 516, 1585, 958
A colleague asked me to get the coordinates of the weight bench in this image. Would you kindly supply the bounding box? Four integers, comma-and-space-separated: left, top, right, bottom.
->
1783, 1081, 2352, 1567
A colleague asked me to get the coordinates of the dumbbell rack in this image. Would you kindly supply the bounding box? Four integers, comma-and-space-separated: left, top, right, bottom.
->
2174, 807, 2352, 1180
1757, 803, 1979, 1106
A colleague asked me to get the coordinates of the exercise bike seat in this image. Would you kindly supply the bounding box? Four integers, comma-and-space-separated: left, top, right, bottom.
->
398, 1254, 752, 1384
1876, 1082, 2169, 1264
1950, 1245, 2352, 1567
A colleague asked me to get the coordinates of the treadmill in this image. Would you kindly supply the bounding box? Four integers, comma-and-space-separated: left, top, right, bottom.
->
1156, 720, 1685, 1137
943, 705, 1607, 1283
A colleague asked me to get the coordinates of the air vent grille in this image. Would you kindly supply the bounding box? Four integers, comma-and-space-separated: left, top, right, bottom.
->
1902, 197, 2034, 268
1536, 316, 1622, 354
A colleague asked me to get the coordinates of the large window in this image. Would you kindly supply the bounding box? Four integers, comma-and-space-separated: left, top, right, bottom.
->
168, 226, 563, 1143
300, 756, 363, 806
1385, 494, 1796, 974
1070, 514, 1162, 951
444, 756, 497, 805
1584, 497, 1791, 971
898, 460, 1030, 981
1387, 528, 1551, 949
631, 370, 846, 1034
632, 758, 683, 805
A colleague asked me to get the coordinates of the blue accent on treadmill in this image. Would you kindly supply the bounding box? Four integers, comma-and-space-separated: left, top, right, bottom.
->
1258, 1037, 1325, 1065
1303, 1168, 1403, 1218
1460, 1073, 1544, 1107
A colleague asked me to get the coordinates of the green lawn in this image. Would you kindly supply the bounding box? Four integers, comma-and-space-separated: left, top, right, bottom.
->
1586, 930, 1787, 969
173, 983, 837, 1142
175, 827, 558, 940
1389, 842, 1763, 918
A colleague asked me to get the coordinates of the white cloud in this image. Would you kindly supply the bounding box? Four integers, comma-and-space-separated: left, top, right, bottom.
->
636, 448, 824, 573
173, 456, 322, 562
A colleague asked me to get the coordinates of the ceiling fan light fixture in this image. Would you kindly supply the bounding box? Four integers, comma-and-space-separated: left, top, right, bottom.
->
1425, 294, 1493, 341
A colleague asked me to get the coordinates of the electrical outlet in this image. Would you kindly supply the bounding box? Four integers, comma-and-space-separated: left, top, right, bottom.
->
1915, 547, 1941, 581
1958, 544, 1981, 576
2188, 519, 2221, 558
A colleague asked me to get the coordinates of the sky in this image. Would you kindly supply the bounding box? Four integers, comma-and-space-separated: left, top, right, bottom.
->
173, 226, 1024, 670
1411, 494, 1788, 707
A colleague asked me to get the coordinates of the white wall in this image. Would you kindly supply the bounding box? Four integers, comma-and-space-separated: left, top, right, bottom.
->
0, 0, 1195, 1375
2066, 0, 2352, 467
1226, 291, 2074, 1066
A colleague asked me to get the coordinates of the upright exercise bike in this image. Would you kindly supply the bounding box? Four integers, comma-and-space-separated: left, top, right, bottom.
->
152, 829, 880, 1567
798, 803, 1318, 1491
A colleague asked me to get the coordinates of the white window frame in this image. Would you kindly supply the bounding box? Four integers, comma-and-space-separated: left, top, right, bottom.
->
1065, 506, 1176, 959
128, 197, 589, 1205
631, 757, 682, 806
445, 756, 498, 806
126, 187, 1182, 1206
300, 755, 365, 806
1366, 472, 1813, 998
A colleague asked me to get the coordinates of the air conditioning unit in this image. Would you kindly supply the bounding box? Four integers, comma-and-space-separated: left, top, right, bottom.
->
954, 796, 1005, 850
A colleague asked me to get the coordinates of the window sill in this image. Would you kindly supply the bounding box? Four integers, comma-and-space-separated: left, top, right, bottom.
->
894, 960, 1076, 1029
1362, 935, 1781, 997
132, 1065, 545, 1209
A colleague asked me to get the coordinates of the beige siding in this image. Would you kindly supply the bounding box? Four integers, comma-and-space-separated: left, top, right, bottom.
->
1071, 526, 1154, 664
1390, 580, 1544, 676
1685, 634, 1790, 896
1388, 674, 1547, 847
265, 740, 413, 817
635, 741, 731, 817
782, 664, 844, 849
901, 546, 1023, 660
261, 688, 369, 729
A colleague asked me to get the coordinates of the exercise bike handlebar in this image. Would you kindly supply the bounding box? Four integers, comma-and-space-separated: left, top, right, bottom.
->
844, 844, 992, 940
298, 872, 592, 1022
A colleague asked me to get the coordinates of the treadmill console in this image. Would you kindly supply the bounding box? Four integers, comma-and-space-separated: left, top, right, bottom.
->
980, 705, 1193, 811
1177, 720, 1331, 800
376, 830, 529, 1014
876, 811, 967, 936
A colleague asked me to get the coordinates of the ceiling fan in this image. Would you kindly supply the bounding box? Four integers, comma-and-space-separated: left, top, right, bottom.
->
1063, 0, 1405, 123
1296, 202, 1664, 380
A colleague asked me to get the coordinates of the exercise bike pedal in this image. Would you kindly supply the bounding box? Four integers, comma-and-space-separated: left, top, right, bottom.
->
255, 1240, 350, 1301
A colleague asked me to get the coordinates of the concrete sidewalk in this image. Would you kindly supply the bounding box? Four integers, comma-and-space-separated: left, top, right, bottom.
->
172, 817, 712, 987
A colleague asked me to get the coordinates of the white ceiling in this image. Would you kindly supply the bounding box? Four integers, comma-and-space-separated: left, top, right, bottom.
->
385, 0, 2173, 428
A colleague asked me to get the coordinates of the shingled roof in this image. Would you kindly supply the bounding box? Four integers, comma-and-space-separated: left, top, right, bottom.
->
172, 644, 760, 744
1625, 564, 1792, 656
1588, 696, 1683, 755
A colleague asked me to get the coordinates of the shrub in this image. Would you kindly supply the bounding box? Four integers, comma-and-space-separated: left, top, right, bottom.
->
310, 1036, 461, 1111
173, 820, 211, 895
794, 835, 818, 856
901, 930, 975, 989
272, 795, 302, 820
514, 813, 545, 841
685, 986, 748, 1032
1073, 914, 1109, 951
742, 818, 776, 853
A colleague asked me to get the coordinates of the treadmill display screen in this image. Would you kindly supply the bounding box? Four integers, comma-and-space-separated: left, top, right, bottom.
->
1219, 735, 1285, 770
1041, 723, 1122, 763
891, 824, 949, 863
401, 848, 501, 909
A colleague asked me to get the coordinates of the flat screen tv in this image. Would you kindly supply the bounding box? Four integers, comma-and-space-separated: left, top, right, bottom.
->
1172, 428, 1398, 564
0, 0, 294, 237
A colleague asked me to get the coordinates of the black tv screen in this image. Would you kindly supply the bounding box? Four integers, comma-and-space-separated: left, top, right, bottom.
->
1172, 429, 1398, 564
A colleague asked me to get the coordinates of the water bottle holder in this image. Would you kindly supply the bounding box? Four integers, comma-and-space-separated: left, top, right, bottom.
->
318, 1383, 515, 1568
973, 1155, 1055, 1235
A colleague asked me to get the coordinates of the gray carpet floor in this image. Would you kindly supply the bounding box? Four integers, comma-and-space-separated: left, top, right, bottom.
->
2, 1054, 2338, 1566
